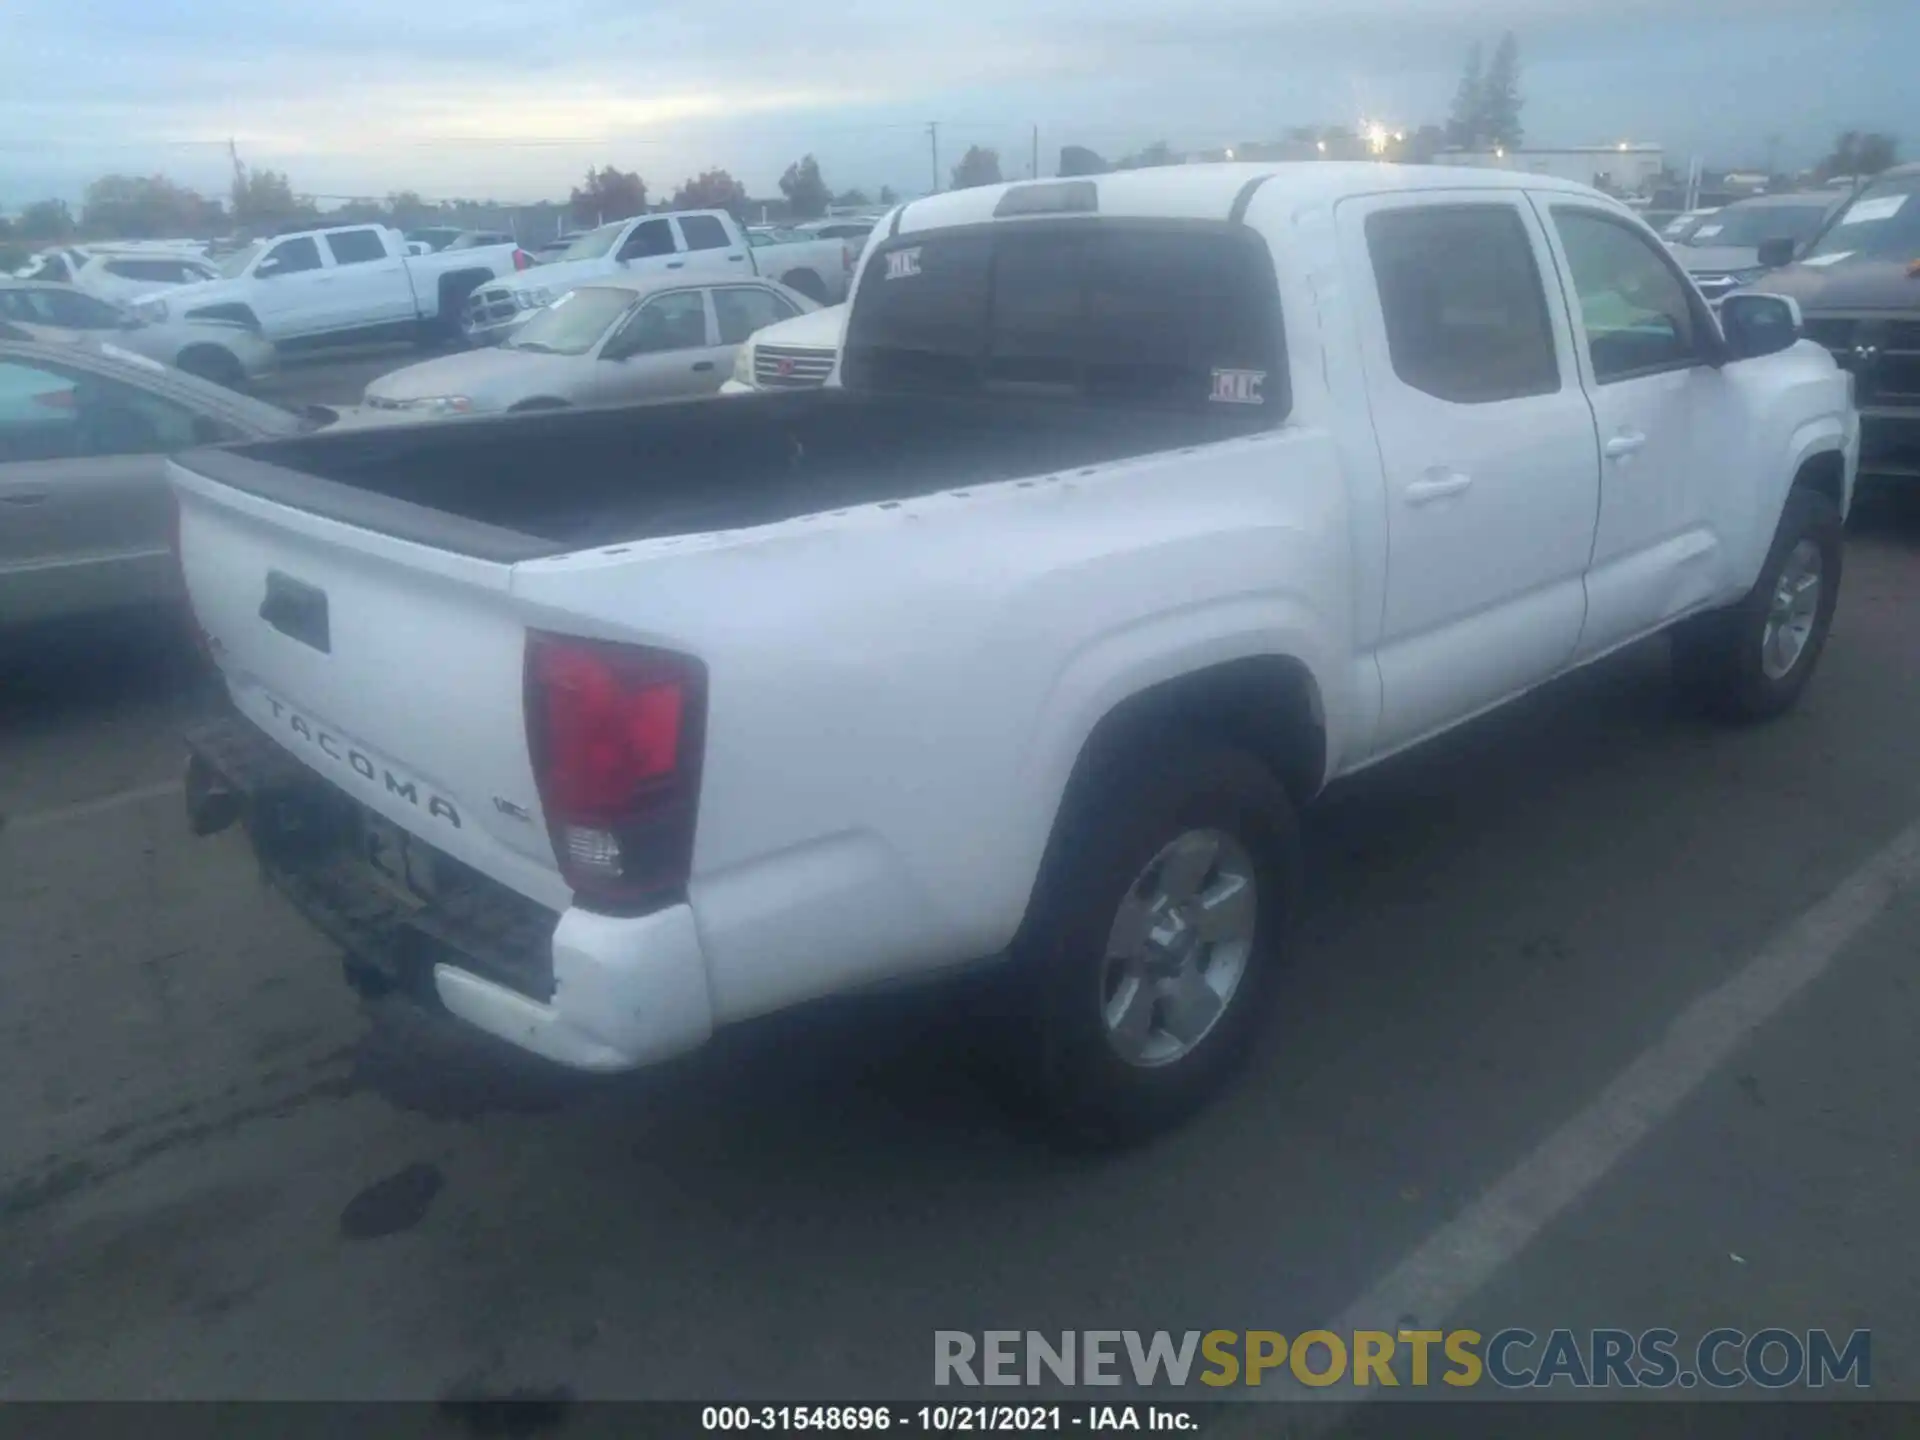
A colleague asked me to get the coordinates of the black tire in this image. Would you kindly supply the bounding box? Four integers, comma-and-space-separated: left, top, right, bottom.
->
1671, 486, 1843, 722
175, 344, 245, 390
431, 273, 489, 345
1003, 739, 1301, 1149
781, 269, 828, 303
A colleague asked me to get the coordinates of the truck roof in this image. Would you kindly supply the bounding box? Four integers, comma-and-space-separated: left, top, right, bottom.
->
891, 161, 1611, 236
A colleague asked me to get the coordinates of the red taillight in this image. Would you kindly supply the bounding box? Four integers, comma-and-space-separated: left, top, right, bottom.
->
30, 387, 76, 410
525, 633, 706, 911
513, 248, 534, 271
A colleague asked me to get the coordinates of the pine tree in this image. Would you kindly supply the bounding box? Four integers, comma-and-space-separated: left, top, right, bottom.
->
1446, 42, 1484, 148
1480, 32, 1525, 149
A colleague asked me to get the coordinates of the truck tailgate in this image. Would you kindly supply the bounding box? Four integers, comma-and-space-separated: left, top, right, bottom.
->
172, 462, 568, 912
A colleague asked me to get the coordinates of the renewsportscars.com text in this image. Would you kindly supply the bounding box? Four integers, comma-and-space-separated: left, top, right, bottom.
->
933, 1328, 1872, 1390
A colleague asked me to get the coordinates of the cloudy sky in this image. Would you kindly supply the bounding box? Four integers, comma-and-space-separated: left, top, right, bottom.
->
4, 0, 1915, 209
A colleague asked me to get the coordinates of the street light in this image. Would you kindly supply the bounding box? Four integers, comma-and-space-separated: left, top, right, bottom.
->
1317, 140, 1328, 154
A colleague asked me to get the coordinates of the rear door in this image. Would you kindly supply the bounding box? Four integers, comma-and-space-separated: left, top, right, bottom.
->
322, 228, 415, 328
674, 213, 752, 279
1336, 191, 1601, 756
0, 353, 224, 622
711, 284, 802, 388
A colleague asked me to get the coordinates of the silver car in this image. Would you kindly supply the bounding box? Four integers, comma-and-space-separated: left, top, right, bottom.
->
367, 273, 815, 416
0, 335, 314, 627
0, 279, 276, 389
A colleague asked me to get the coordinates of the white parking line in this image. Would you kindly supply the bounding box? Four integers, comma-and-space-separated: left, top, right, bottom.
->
1, 778, 185, 838
1273, 814, 1920, 1419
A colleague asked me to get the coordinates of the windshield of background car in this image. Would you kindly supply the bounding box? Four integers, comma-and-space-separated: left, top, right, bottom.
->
1688, 202, 1832, 248
503, 286, 635, 354
842, 220, 1287, 422
1805, 176, 1920, 259
217, 242, 264, 279
558, 223, 626, 263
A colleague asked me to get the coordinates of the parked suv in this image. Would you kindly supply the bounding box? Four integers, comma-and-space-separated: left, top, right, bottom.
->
1754, 164, 1920, 483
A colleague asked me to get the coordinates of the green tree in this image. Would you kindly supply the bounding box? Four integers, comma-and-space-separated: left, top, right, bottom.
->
833, 187, 871, 208
1117, 140, 1179, 170
81, 174, 220, 237
17, 198, 76, 240
778, 155, 831, 220
1058, 145, 1109, 176
230, 165, 312, 231
878, 184, 899, 205
950, 146, 1003, 189
569, 165, 648, 224
1446, 42, 1485, 147
1819, 130, 1900, 181
1480, 31, 1525, 148
671, 168, 750, 217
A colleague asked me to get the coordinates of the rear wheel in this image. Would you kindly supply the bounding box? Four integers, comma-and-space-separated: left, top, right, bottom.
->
1003, 740, 1300, 1149
175, 344, 245, 390
781, 269, 827, 303
1672, 487, 1843, 722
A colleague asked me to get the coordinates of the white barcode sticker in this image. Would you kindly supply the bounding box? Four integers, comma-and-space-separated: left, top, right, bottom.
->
1840, 193, 1908, 226
1211, 368, 1266, 404
885, 248, 923, 280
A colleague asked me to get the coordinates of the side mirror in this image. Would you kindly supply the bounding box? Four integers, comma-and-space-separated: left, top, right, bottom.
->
1720, 292, 1802, 361
1756, 237, 1798, 269
255, 258, 282, 280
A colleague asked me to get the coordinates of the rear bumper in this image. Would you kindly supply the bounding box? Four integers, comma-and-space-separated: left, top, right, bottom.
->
184, 711, 715, 1073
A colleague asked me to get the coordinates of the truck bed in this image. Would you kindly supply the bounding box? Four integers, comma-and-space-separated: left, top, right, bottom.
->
181, 390, 1271, 561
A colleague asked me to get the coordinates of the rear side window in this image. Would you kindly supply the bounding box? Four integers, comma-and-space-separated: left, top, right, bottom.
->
326, 229, 388, 266
843, 221, 1285, 416
1365, 206, 1560, 404
105, 258, 188, 282
679, 215, 732, 252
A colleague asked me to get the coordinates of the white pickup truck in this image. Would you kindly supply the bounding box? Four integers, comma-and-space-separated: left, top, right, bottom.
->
131, 224, 530, 348
172, 164, 1856, 1145
462, 211, 854, 345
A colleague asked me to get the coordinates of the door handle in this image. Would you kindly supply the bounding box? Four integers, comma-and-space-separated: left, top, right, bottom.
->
1405, 468, 1472, 504
667, 261, 685, 270
692, 361, 715, 372
1, 492, 49, 506
727, 254, 746, 262
1604, 431, 1648, 460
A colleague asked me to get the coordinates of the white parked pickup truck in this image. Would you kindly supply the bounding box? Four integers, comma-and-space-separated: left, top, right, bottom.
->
462, 211, 855, 345
131, 224, 531, 348
172, 164, 1856, 1145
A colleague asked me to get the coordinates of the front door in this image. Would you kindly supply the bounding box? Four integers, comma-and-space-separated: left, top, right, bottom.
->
249, 235, 331, 340
1337, 191, 1602, 757
592, 288, 725, 402
1534, 201, 1746, 659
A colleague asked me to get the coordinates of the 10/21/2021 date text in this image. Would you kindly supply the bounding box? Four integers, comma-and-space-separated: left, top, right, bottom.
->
701, 1405, 1202, 1432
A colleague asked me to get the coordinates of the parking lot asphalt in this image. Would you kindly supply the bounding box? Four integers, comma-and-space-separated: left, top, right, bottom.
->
2, 480, 1918, 1409
252, 342, 427, 409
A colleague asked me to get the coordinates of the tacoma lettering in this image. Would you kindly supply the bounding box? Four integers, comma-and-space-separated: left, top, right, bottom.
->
261, 697, 462, 828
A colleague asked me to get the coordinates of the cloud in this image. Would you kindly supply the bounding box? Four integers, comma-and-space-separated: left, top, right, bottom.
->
2, 0, 1912, 204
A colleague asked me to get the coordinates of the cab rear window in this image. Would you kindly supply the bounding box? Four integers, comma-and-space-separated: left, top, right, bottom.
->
842, 220, 1287, 419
